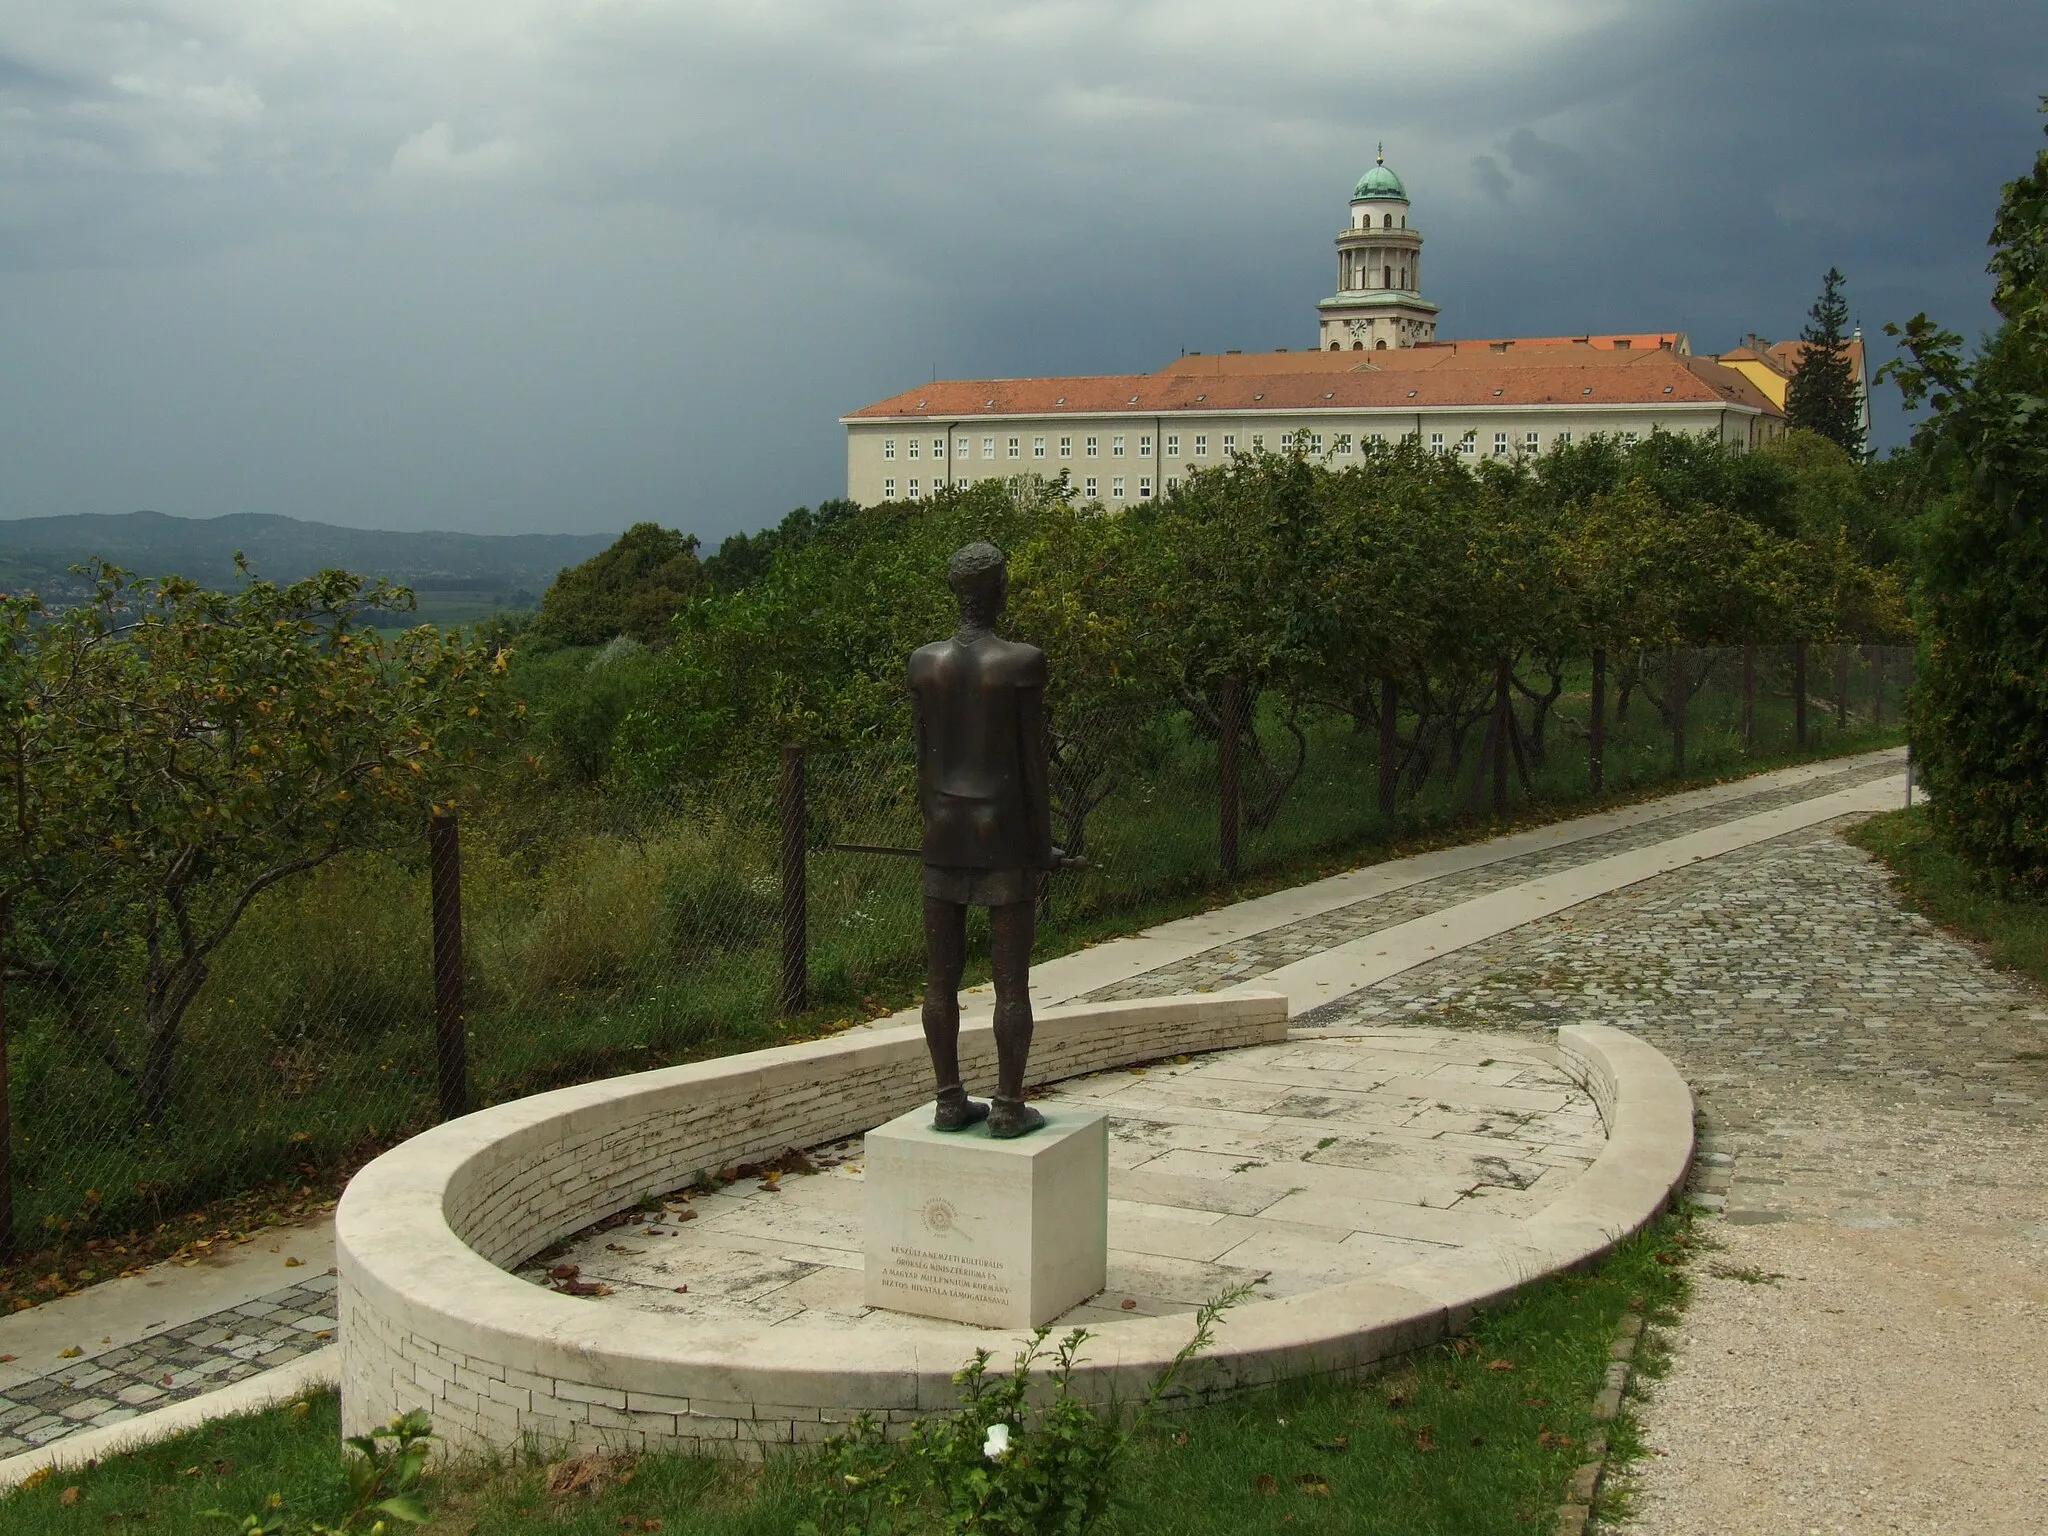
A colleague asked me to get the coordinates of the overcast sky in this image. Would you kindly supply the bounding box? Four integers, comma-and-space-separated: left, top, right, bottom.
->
1, 2, 2040, 544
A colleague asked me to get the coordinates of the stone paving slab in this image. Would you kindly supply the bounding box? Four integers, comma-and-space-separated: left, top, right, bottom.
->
518, 1030, 1604, 1336
0, 1276, 337, 1456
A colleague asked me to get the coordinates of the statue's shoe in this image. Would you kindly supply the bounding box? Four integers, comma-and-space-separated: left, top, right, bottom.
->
986, 1099, 1047, 1139
932, 1094, 991, 1132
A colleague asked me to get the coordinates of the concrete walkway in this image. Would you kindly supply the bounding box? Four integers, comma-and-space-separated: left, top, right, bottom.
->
5, 748, 1949, 1498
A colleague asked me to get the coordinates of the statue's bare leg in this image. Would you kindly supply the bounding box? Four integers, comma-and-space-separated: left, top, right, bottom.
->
922, 895, 987, 1131
986, 898, 1045, 1139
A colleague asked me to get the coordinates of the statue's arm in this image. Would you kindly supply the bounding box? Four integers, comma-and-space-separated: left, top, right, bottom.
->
1018, 678, 1054, 869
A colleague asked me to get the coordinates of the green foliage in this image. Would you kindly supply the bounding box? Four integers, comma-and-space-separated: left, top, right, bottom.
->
206, 1408, 436, 1533
800, 1286, 1247, 1536
534, 522, 706, 647
705, 501, 861, 592
0, 561, 506, 1126
1884, 101, 2048, 893
1785, 268, 1867, 457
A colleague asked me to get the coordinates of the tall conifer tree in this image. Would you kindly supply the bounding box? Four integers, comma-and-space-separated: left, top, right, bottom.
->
1785, 267, 1865, 456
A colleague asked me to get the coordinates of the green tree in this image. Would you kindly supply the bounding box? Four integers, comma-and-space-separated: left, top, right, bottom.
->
1883, 101, 2048, 893
0, 563, 504, 1124
1785, 268, 1866, 457
532, 522, 705, 647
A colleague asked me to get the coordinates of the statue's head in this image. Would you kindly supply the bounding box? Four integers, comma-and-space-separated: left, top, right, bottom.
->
947, 541, 1008, 628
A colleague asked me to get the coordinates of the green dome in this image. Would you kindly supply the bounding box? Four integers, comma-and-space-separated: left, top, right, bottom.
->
1353, 152, 1407, 201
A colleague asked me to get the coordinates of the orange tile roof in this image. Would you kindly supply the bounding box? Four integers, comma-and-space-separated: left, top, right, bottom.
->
1765, 335, 1867, 379
845, 345, 1773, 420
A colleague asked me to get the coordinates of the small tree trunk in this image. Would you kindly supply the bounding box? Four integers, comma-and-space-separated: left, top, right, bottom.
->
1835, 645, 1851, 728
779, 745, 808, 1016
1741, 643, 1757, 749
1220, 679, 1244, 880
430, 811, 469, 1122
1794, 642, 1809, 747
0, 894, 12, 1264
1871, 647, 1885, 728
1377, 679, 1398, 818
1492, 659, 1511, 816
1590, 648, 1607, 794
138, 1002, 184, 1128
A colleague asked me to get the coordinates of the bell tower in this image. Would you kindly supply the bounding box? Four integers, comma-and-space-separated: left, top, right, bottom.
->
1316, 147, 1439, 351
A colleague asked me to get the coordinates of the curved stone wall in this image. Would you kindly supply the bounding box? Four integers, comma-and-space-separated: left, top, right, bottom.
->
337, 997, 1691, 1457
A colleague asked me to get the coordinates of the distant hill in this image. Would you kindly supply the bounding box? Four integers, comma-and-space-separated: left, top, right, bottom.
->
0, 512, 615, 625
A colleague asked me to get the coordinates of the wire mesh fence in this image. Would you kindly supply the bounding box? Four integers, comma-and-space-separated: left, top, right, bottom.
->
0, 642, 1909, 1262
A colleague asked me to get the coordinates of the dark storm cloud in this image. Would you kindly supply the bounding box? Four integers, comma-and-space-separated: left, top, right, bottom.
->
0, 0, 2036, 539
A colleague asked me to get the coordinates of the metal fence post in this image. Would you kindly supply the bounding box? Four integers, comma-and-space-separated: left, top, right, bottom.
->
780, 744, 808, 1016
429, 811, 469, 1123
1794, 642, 1809, 748
1589, 648, 1606, 795
1741, 642, 1757, 750
1377, 677, 1398, 819
0, 893, 12, 1264
1670, 648, 1688, 776
1220, 678, 1243, 881
1492, 659, 1511, 815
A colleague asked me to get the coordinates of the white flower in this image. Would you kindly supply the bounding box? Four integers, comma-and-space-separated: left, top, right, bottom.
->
983, 1422, 1012, 1460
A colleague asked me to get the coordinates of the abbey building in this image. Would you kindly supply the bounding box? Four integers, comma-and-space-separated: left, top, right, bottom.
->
842, 152, 1784, 506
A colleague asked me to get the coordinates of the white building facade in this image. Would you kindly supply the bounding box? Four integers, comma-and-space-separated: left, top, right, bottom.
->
843, 154, 1782, 505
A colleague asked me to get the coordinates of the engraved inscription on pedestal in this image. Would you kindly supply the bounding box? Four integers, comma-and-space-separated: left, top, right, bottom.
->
864, 1104, 1108, 1330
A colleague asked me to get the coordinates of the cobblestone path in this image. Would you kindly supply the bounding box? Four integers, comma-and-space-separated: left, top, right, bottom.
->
1301, 816, 2048, 1532
0, 1275, 336, 1457
1083, 757, 1903, 1003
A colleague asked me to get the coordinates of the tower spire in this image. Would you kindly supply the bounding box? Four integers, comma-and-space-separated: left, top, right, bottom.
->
1376, 141, 1384, 165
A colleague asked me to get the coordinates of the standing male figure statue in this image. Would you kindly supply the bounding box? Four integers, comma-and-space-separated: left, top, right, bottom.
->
910, 541, 1061, 1139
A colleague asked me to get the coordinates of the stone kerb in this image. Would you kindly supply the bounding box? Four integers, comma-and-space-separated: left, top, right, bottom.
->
338, 1007, 1690, 1460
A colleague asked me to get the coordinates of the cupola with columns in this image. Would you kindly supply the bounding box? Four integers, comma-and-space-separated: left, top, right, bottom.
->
1316, 146, 1439, 351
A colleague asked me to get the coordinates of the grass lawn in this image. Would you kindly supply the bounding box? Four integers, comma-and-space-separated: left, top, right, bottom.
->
1, 1216, 1694, 1535
1847, 807, 2048, 993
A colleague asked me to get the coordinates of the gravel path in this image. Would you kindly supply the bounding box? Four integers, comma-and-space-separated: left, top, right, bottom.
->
1303, 816, 2048, 1531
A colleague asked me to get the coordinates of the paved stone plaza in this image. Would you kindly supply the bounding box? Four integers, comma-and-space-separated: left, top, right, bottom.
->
517, 1029, 1605, 1336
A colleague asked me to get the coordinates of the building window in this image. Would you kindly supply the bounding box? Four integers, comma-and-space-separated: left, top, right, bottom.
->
1193, 434, 1207, 456
1167, 476, 1179, 491
1222, 434, 1236, 454
1459, 431, 1477, 455
1112, 435, 1126, 456
1382, 212, 1392, 228
1369, 431, 1385, 446
1311, 432, 1325, 453
907, 438, 919, 459
1429, 432, 1445, 455
1138, 435, 1152, 455
933, 438, 946, 458
1165, 434, 1179, 456
1623, 430, 1640, 445
1557, 430, 1572, 447
1139, 476, 1152, 498
883, 439, 896, 460
883, 478, 896, 498
1251, 434, 1264, 451
1086, 436, 1099, 457
1332, 433, 1352, 454
956, 477, 969, 490
982, 437, 996, 460
908, 478, 920, 497
1525, 431, 1540, 455
1084, 476, 1098, 498
1494, 433, 1509, 456
1008, 437, 1021, 458
1112, 477, 1126, 499
1033, 436, 1046, 458
1059, 435, 1072, 458
957, 437, 970, 459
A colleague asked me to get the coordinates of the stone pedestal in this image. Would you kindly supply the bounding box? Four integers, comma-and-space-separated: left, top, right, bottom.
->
864, 1104, 1108, 1329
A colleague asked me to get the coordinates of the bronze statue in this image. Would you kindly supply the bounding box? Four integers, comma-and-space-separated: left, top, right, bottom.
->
909, 542, 1063, 1138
